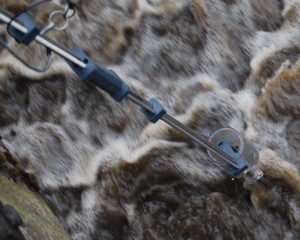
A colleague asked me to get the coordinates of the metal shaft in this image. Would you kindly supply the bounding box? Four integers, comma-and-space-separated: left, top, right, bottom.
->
161, 114, 238, 168
0, 10, 85, 68
127, 91, 155, 114
0, 9, 238, 169
127, 92, 238, 168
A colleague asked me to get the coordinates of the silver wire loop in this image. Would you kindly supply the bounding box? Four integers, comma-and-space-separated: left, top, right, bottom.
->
49, 10, 68, 31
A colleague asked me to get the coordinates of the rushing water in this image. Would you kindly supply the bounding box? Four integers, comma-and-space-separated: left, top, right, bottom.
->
0, 0, 300, 239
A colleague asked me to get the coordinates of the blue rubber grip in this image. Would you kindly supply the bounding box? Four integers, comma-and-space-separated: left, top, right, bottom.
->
218, 140, 248, 176
141, 98, 166, 123
66, 48, 129, 102
9, 13, 40, 45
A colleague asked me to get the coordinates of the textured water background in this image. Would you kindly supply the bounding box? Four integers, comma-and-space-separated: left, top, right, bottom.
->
0, 0, 300, 239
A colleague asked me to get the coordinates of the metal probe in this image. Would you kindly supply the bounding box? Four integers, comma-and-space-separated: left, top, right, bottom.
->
0, 10, 238, 169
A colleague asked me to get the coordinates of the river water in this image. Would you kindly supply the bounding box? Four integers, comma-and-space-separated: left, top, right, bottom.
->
0, 0, 300, 239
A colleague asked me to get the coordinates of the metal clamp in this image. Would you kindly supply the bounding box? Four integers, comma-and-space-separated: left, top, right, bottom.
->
141, 98, 166, 123
8, 13, 40, 45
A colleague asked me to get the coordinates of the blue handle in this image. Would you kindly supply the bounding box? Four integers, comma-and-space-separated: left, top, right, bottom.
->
65, 48, 129, 102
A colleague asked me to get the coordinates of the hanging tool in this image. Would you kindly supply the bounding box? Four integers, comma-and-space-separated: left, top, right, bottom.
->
0, 10, 263, 183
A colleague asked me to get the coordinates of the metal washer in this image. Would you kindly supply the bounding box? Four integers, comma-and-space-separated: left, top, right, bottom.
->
208, 127, 259, 167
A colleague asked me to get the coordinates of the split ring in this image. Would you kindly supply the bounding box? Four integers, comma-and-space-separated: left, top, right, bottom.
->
49, 10, 69, 31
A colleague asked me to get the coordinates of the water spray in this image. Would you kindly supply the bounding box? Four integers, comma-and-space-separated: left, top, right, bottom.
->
0, 8, 263, 184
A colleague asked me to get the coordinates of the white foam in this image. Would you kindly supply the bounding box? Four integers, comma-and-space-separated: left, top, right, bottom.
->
111, 138, 185, 163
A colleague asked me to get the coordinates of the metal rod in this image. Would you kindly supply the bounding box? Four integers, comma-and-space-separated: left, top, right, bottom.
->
0, 10, 86, 68
161, 114, 238, 168
128, 91, 155, 113
127, 92, 238, 168
0, 10, 28, 33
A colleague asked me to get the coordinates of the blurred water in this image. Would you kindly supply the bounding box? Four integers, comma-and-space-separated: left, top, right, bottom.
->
0, 0, 300, 239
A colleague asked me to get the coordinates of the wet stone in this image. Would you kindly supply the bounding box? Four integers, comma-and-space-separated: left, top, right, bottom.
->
0, 201, 25, 240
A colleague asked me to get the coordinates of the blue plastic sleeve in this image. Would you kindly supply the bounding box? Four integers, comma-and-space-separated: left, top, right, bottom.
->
65, 48, 129, 102
218, 140, 248, 176
9, 13, 40, 45
141, 98, 166, 123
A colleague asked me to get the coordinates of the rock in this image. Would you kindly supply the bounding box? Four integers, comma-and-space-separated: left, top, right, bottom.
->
0, 201, 25, 240
0, 174, 71, 240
